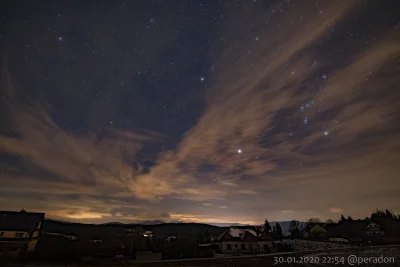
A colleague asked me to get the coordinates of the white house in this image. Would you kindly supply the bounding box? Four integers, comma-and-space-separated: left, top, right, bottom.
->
365, 221, 385, 236
217, 227, 273, 254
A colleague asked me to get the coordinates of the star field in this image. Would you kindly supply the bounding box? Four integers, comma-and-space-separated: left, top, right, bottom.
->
0, 0, 399, 224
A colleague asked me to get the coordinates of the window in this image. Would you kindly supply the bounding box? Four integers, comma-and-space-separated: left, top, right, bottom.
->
248, 244, 253, 249
263, 244, 268, 249
0, 232, 4, 237
15, 232, 24, 237
234, 244, 238, 248
241, 244, 245, 250
226, 244, 232, 250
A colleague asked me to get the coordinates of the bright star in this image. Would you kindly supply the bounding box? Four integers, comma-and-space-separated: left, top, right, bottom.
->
200, 77, 204, 81
57, 36, 63, 41
255, 37, 259, 41
237, 149, 242, 153
322, 74, 327, 79
324, 131, 329, 136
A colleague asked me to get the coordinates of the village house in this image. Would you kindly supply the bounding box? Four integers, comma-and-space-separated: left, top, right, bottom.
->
302, 223, 328, 239
365, 221, 385, 236
217, 227, 273, 254
0, 210, 45, 259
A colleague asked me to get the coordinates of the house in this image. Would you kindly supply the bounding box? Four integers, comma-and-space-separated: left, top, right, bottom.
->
326, 220, 386, 240
302, 223, 328, 239
143, 230, 154, 239
365, 221, 385, 236
0, 210, 45, 259
217, 227, 273, 254
165, 235, 177, 243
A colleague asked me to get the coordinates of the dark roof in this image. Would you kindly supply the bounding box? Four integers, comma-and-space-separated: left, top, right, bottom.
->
0, 211, 45, 235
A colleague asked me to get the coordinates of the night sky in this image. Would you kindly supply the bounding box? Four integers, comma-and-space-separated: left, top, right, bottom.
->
1, 0, 399, 224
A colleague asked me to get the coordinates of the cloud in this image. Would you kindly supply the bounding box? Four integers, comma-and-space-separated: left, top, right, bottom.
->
281, 210, 294, 213
128, 1, 400, 220
329, 207, 344, 213
1, 1, 399, 224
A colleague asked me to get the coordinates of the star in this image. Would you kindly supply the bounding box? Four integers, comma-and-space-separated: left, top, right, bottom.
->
200, 77, 205, 81
324, 131, 329, 136
322, 74, 327, 79
57, 36, 63, 41
255, 37, 259, 41
237, 149, 242, 153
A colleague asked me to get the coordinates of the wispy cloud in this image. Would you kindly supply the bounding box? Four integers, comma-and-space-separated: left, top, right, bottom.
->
1, 0, 399, 223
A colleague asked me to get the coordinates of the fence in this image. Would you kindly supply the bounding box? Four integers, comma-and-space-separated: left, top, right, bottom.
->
161, 250, 213, 260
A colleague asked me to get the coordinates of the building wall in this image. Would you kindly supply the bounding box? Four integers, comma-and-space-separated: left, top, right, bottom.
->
0, 231, 29, 238
366, 230, 385, 236
219, 241, 272, 254
27, 239, 39, 251
0, 248, 21, 259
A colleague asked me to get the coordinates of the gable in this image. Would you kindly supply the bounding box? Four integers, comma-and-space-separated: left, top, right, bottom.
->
242, 232, 259, 241
366, 222, 380, 229
311, 225, 327, 233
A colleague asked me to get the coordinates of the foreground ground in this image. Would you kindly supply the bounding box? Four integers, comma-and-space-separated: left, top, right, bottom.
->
5, 245, 399, 267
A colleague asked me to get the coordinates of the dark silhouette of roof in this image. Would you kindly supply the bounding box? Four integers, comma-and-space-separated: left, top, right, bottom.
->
0, 210, 45, 236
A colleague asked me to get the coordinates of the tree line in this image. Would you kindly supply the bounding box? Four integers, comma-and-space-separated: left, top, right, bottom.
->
263, 209, 399, 238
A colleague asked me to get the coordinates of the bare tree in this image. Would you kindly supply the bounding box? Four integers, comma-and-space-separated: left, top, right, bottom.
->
308, 217, 321, 223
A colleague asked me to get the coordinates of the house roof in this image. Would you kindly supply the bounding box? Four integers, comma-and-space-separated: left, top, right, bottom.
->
0, 211, 45, 236
217, 227, 272, 242
302, 223, 323, 232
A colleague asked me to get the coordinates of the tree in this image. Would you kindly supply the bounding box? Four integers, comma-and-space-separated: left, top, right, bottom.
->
385, 209, 394, 219
339, 215, 347, 223
264, 219, 271, 233
308, 217, 321, 223
289, 220, 299, 232
325, 219, 334, 224
275, 222, 283, 239
271, 226, 276, 237
347, 216, 353, 221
